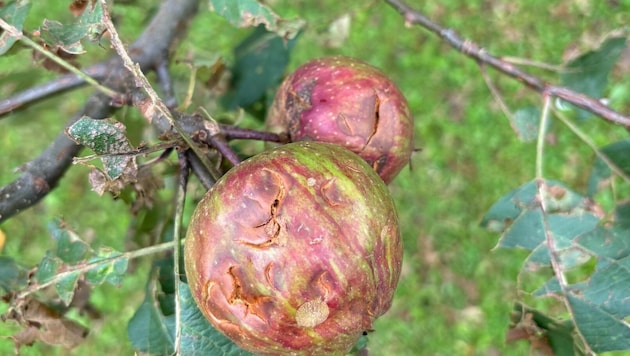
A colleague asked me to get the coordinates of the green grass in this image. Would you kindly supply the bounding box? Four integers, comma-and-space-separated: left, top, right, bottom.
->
2, 0, 629, 355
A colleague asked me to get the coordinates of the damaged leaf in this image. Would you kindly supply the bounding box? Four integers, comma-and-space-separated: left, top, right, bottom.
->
483, 179, 630, 353
4, 297, 89, 353
209, 0, 304, 40
38, 0, 105, 55
0, 0, 32, 55
66, 116, 138, 181
29, 221, 128, 306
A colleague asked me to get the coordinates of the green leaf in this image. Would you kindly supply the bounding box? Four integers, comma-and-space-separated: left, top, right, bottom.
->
0, 256, 28, 293
128, 280, 176, 355
179, 282, 254, 355
348, 334, 368, 355
587, 139, 630, 196
482, 179, 598, 245
224, 25, 299, 110
567, 226, 630, 352
0, 0, 32, 55
512, 106, 542, 142
486, 180, 630, 352
209, 0, 304, 39
560, 36, 627, 119
568, 292, 630, 352
66, 116, 137, 179
39, 1, 105, 54
55, 271, 81, 306
34, 252, 63, 285
84, 247, 128, 286
48, 220, 90, 264
615, 201, 630, 229
128, 258, 176, 355
522, 214, 599, 270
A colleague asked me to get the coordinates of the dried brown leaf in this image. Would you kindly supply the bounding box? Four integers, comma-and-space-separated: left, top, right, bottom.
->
5, 297, 89, 353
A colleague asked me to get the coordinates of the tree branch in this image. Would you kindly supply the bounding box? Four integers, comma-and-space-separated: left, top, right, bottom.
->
0, 63, 109, 116
0, 0, 201, 224
384, 0, 630, 128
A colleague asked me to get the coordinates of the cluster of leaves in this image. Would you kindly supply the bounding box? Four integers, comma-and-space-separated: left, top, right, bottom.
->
1, 220, 126, 352
481, 36, 630, 354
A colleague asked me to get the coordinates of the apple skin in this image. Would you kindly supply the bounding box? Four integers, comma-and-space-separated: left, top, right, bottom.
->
184, 142, 403, 355
267, 56, 414, 184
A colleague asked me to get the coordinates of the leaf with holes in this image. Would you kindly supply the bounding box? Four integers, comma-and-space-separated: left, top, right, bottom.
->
209, 0, 304, 40
0, 0, 32, 55
84, 247, 128, 286
483, 180, 630, 353
66, 116, 137, 180
29, 222, 128, 305
48, 219, 90, 264
39, 1, 105, 54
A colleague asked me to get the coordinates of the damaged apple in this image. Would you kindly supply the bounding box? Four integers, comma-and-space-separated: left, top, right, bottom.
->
267, 56, 414, 184
184, 142, 403, 355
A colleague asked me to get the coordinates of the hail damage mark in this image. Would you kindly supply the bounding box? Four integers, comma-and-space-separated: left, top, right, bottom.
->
321, 178, 345, 207
238, 170, 287, 249
336, 112, 354, 136
264, 262, 276, 290
363, 92, 381, 151
227, 266, 272, 321
312, 270, 334, 299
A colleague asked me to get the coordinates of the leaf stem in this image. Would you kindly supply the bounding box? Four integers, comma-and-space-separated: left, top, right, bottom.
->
554, 108, 630, 184
0, 18, 119, 99
535, 95, 551, 179
18, 241, 176, 299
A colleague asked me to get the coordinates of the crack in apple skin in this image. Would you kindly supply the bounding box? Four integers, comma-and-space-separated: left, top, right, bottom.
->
184, 142, 403, 356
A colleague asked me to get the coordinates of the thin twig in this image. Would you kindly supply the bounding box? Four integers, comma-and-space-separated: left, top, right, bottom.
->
186, 150, 216, 190
208, 134, 241, 166
173, 151, 190, 354
500, 56, 563, 72
478, 64, 516, 133
553, 108, 630, 184
198, 108, 241, 166
384, 0, 630, 128
220, 124, 288, 143
535, 95, 552, 179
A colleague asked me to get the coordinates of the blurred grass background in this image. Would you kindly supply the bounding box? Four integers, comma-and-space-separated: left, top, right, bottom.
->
1, 0, 630, 355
